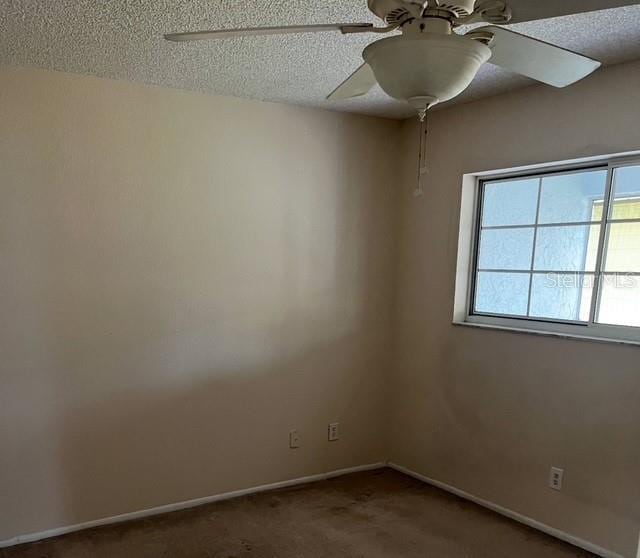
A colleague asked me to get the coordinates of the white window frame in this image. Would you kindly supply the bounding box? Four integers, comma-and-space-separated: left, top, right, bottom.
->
454, 153, 640, 346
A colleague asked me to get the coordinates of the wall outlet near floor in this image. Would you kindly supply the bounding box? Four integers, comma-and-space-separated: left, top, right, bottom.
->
328, 422, 339, 442
289, 429, 301, 449
549, 467, 564, 491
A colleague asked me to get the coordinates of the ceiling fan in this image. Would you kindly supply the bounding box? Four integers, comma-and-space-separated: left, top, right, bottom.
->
165, 0, 638, 194
164, 0, 638, 116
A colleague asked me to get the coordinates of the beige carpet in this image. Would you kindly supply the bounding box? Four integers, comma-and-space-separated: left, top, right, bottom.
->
2, 468, 595, 558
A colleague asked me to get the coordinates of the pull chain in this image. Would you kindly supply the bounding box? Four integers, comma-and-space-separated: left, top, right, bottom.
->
415, 109, 429, 197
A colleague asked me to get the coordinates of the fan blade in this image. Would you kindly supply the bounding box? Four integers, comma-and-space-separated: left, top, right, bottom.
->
478, 26, 601, 87
505, 0, 640, 24
165, 23, 373, 41
327, 64, 377, 101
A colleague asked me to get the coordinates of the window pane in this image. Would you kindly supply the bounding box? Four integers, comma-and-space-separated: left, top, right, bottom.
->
529, 273, 593, 321
478, 228, 534, 270
482, 178, 539, 227
591, 200, 605, 221
603, 223, 640, 272
475, 272, 530, 316
611, 166, 640, 220
533, 225, 600, 272
538, 170, 607, 224
597, 275, 640, 327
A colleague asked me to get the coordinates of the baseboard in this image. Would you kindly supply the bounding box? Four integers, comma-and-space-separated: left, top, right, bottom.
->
4, 461, 625, 557
0, 462, 385, 549
387, 462, 624, 558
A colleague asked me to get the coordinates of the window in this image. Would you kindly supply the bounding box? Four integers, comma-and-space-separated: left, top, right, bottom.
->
460, 157, 640, 343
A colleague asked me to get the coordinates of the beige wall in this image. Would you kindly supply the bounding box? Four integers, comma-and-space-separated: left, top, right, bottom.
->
3, 60, 640, 556
0, 65, 399, 541
391, 60, 640, 558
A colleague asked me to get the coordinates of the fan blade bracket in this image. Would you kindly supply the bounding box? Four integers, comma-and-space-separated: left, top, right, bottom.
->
340, 23, 374, 34
457, 1, 512, 25
475, 25, 601, 88
341, 23, 399, 34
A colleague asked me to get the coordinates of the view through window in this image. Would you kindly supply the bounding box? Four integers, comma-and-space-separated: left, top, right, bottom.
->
473, 163, 640, 330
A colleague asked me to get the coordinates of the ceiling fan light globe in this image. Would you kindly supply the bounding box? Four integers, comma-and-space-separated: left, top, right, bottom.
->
363, 34, 491, 105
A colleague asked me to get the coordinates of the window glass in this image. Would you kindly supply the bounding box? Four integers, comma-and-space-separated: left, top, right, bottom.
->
603, 223, 640, 273
529, 274, 593, 322
611, 166, 640, 220
481, 178, 539, 227
478, 228, 534, 270
538, 170, 607, 224
533, 225, 600, 272
597, 275, 640, 327
475, 272, 530, 316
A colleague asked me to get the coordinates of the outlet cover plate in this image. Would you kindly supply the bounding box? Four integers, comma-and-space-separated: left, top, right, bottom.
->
328, 422, 339, 442
289, 429, 301, 449
549, 467, 564, 490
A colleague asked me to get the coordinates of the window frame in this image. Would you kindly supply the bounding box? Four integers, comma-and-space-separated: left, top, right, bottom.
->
459, 155, 640, 345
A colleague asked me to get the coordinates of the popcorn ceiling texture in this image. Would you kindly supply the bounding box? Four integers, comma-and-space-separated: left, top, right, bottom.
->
1, 1, 640, 119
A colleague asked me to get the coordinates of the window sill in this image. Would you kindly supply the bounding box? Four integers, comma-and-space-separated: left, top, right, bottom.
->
453, 320, 640, 348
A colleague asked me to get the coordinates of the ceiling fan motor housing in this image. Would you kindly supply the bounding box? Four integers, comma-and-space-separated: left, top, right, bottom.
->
368, 0, 477, 23
363, 32, 491, 106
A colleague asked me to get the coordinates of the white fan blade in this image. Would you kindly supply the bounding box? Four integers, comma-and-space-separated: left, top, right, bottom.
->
505, 0, 640, 24
165, 23, 373, 42
327, 64, 377, 101
478, 26, 601, 87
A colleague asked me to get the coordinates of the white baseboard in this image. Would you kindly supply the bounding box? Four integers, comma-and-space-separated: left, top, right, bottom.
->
0, 462, 385, 549
3, 461, 626, 557
387, 462, 624, 558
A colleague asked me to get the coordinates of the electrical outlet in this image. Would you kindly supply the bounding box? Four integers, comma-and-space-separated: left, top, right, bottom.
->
289, 429, 300, 449
328, 422, 339, 442
549, 467, 564, 491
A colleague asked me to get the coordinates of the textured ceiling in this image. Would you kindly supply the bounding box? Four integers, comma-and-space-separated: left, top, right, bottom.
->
1, 1, 640, 119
